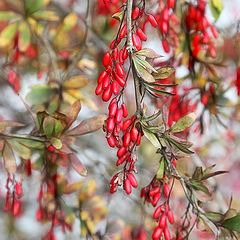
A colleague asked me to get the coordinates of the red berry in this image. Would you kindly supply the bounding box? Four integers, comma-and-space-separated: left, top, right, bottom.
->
132, 33, 142, 51
163, 183, 170, 198
98, 71, 108, 83
122, 119, 132, 131
123, 132, 131, 147
159, 214, 167, 228
107, 135, 116, 147
167, 0, 176, 8
102, 52, 111, 67
115, 108, 123, 123
124, 178, 132, 194
119, 24, 127, 39
117, 146, 126, 158
162, 39, 170, 53
132, 7, 140, 20
121, 103, 128, 118
148, 15, 158, 28
167, 210, 174, 224
127, 173, 138, 188
109, 100, 118, 116
136, 28, 147, 41
152, 227, 163, 240
153, 206, 162, 219
115, 63, 124, 77
130, 127, 139, 142
112, 81, 120, 95
102, 85, 112, 102
107, 117, 115, 132
163, 226, 171, 240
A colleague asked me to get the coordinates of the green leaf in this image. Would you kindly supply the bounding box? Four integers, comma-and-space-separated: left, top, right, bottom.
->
170, 113, 197, 133
18, 138, 44, 149
134, 60, 156, 82
166, 136, 194, 154
152, 67, 175, 80
112, 10, 124, 21
156, 158, 165, 179
18, 21, 31, 52
54, 119, 65, 136
0, 11, 19, 21
142, 128, 160, 148
43, 116, 55, 137
9, 139, 31, 159
50, 137, 62, 150
0, 22, 18, 48
26, 85, 55, 105
190, 180, 210, 195
25, 0, 46, 14
209, 0, 223, 21
143, 110, 162, 122
67, 114, 107, 136
133, 55, 157, 73
205, 212, 224, 222
222, 213, 240, 233
3, 141, 16, 173
146, 86, 175, 96
32, 10, 59, 21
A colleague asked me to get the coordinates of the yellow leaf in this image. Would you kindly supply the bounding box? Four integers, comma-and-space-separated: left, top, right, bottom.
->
33, 10, 59, 21
63, 12, 78, 31
18, 21, 31, 52
0, 22, 18, 48
63, 75, 88, 89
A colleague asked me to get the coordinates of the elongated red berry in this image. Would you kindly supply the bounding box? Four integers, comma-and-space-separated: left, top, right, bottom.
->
112, 48, 118, 61
163, 183, 170, 198
152, 227, 163, 240
116, 152, 129, 166
115, 108, 123, 123
123, 132, 131, 147
132, 7, 140, 20
119, 24, 127, 39
153, 206, 162, 219
127, 173, 138, 188
102, 85, 112, 102
167, 210, 174, 224
98, 71, 108, 83
124, 178, 132, 194
159, 214, 167, 228
148, 14, 158, 28
117, 146, 126, 158
107, 117, 115, 132
102, 75, 110, 89
95, 82, 103, 95
123, 46, 129, 60
163, 226, 171, 240
132, 33, 142, 51
112, 81, 120, 95
116, 63, 124, 77
130, 127, 139, 142
122, 119, 132, 131
107, 135, 115, 147
109, 101, 117, 116
149, 187, 160, 196
136, 28, 147, 41
162, 39, 170, 53
114, 73, 125, 87
13, 200, 21, 216
121, 103, 128, 118
102, 52, 111, 67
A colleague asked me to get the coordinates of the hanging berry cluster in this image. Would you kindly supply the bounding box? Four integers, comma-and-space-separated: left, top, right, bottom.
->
186, 0, 218, 58
4, 175, 23, 217
141, 176, 177, 240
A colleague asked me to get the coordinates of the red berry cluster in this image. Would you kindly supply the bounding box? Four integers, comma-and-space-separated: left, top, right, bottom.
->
4, 176, 23, 217
141, 177, 176, 240
95, 49, 127, 100
36, 176, 72, 240
186, 0, 219, 58
154, 0, 178, 53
